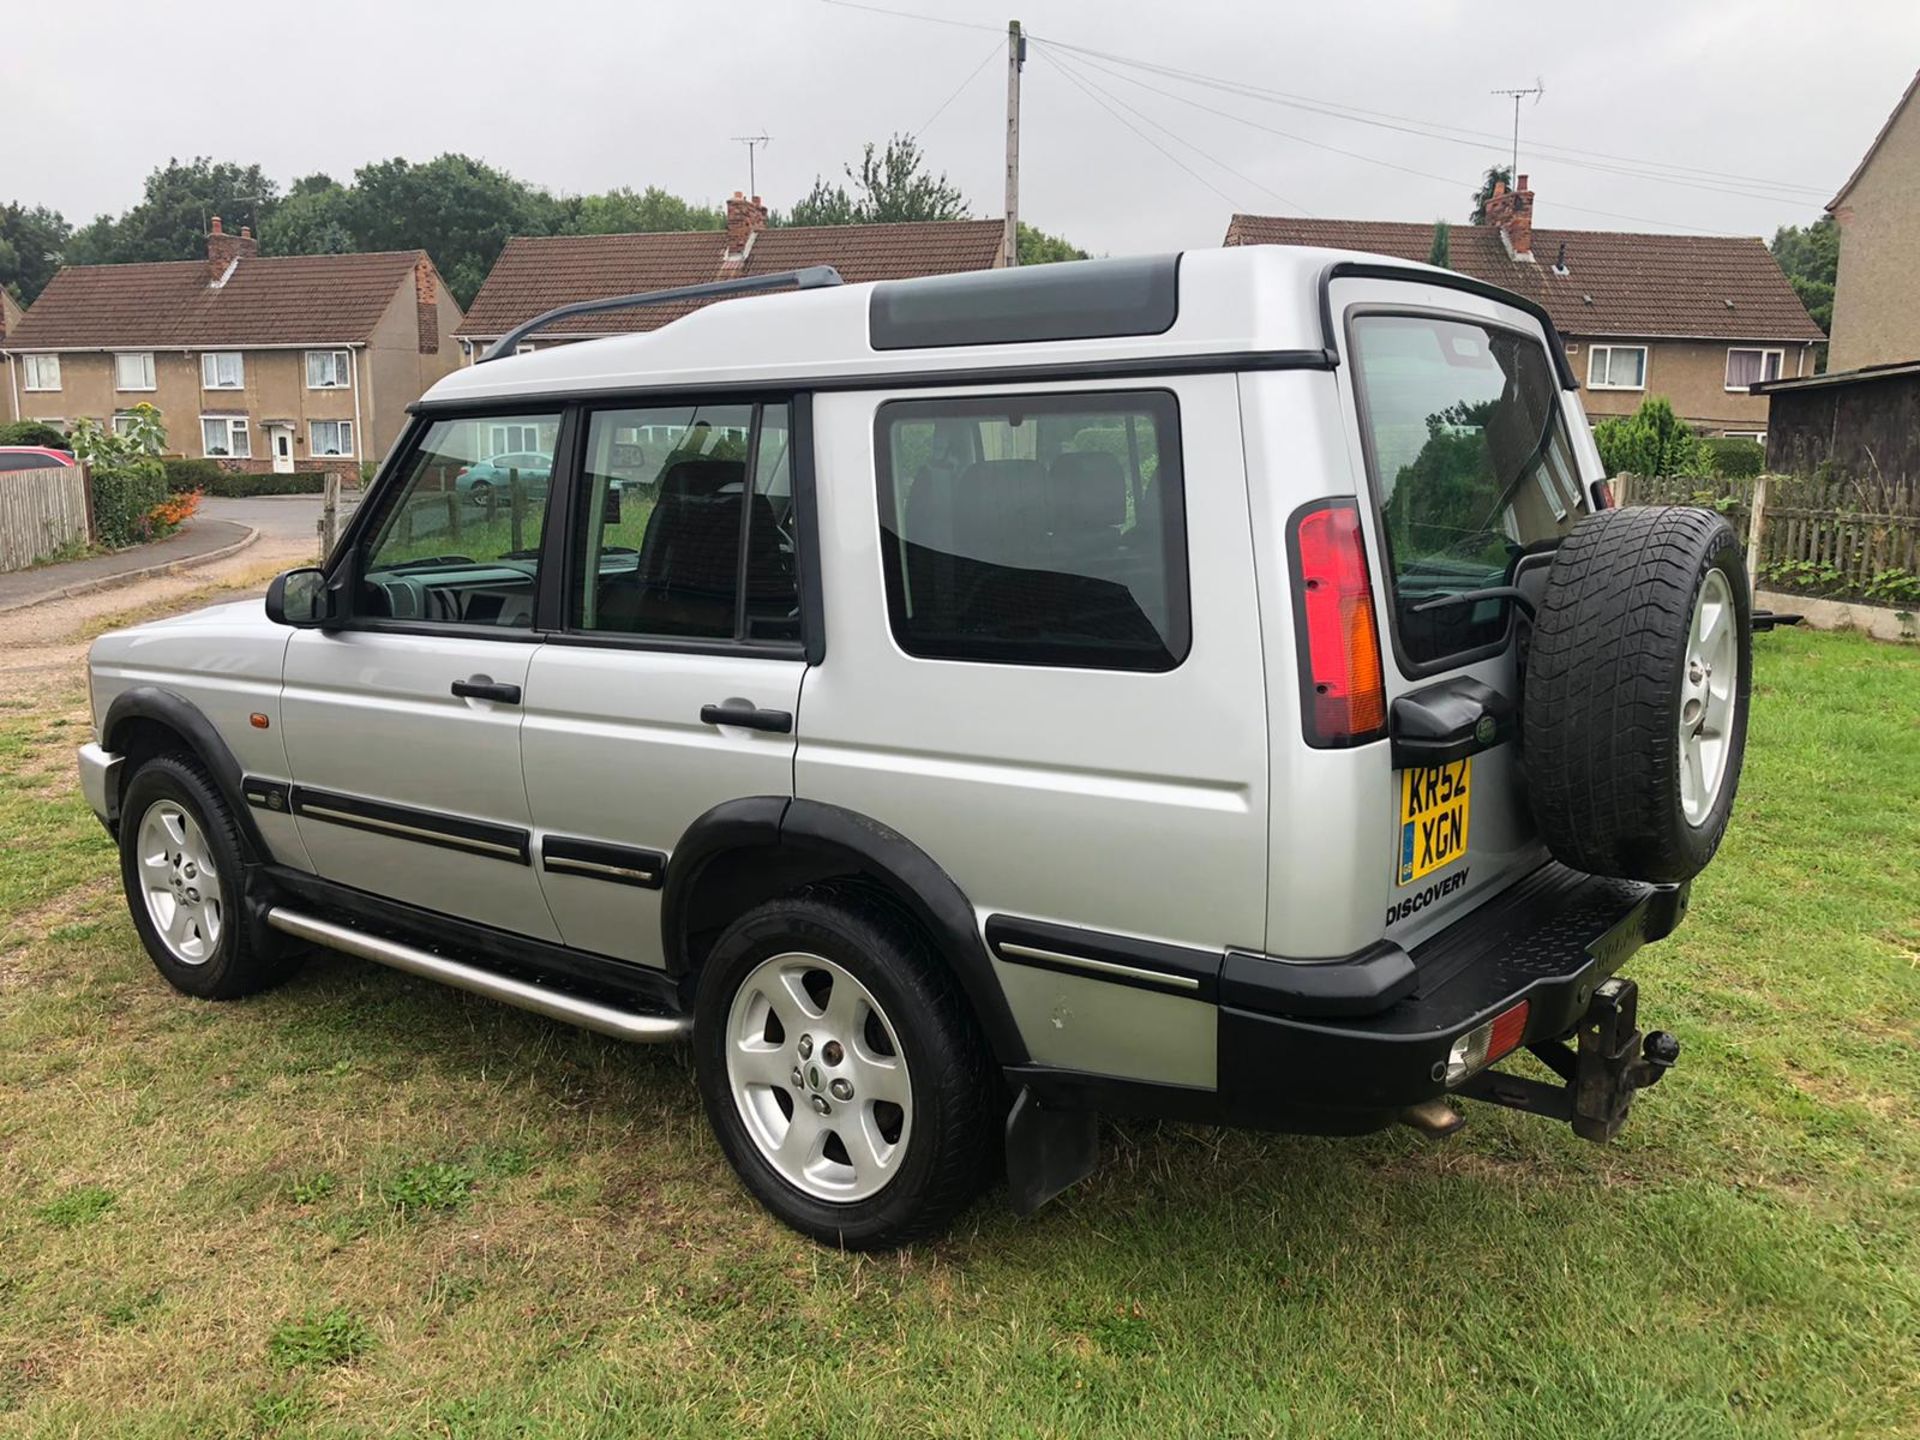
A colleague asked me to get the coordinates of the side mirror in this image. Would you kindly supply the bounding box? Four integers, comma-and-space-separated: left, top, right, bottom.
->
265, 567, 332, 627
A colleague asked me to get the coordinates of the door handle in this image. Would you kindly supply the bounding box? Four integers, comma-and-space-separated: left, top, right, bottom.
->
452, 675, 522, 704
700, 702, 793, 734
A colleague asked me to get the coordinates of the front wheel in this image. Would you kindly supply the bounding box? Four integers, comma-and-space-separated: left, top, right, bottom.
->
118, 755, 296, 1000
693, 891, 997, 1250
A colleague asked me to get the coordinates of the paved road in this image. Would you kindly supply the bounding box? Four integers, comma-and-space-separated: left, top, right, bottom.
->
200, 492, 358, 551
0, 517, 251, 611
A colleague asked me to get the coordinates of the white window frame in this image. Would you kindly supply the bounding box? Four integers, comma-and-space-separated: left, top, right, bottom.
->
110, 411, 144, 438
305, 349, 352, 389
1586, 344, 1648, 391
200, 415, 251, 459
112, 351, 156, 392
309, 419, 355, 457
22, 354, 60, 391
200, 351, 245, 390
1719, 430, 1766, 443
488, 422, 542, 455
1724, 347, 1785, 392
515, 343, 538, 356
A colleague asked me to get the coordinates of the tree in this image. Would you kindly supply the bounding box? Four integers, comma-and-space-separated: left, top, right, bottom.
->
0, 203, 72, 304
571, 186, 722, 236
1017, 223, 1088, 265
1769, 215, 1838, 334
259, 174, 357, 256
346, 154, 568, 307
64, 158, 279, 266
779, 134, 969, 226
1427, 220, 1452, 269
1468, 166, 1512, 225
1591, 396, 1710, 478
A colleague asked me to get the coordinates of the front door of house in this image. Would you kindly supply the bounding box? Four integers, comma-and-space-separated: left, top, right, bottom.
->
270, 426, 294, 474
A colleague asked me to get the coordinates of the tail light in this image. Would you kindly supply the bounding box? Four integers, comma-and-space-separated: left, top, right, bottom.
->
1444, 999, 1530, 1086
1289, 500, 1387, 747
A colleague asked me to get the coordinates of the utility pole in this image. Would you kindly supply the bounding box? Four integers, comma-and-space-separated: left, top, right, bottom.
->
731, 134, 771, 196
1004, 19, 1025, 268
1490, 83, 1543, 185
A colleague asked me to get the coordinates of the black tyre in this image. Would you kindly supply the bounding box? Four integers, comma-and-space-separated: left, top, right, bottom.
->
118, 755, 297, 1000
693, 889, 997, 1250
1523, 505, 1752, 883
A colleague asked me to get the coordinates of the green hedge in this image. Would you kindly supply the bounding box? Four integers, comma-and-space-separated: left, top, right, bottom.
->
92, 462, 169, 549
162, 459, 324, 497
1702, 436, 1765, 479
0, 420, 70, 449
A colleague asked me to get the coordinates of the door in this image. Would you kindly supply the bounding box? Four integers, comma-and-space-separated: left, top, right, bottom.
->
271, 426, 294, 474
279, 408, 566, 939
520, 399, 806, 965
1325, 277, 1598, 950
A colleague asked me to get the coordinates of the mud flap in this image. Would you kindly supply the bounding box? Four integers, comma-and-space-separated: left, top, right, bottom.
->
1005, 1086, 1098, 1215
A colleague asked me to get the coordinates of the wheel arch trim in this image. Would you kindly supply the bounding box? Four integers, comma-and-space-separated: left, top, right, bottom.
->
661, 796, 1030, 1065
100, 686, 270, 860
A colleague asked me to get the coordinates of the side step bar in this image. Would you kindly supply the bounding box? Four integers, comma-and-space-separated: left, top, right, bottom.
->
265, 908, 691, 1044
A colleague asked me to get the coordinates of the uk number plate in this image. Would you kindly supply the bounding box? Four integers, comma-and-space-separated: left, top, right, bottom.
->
1398, 758, 1471, 886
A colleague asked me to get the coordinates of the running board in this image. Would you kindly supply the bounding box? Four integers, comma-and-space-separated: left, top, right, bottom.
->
265, 907, 691, 1044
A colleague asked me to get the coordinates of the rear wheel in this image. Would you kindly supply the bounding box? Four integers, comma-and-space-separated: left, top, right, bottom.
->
1522, 505, 1752, 883
693, 891, 996, 1249
118, 755, 296, 999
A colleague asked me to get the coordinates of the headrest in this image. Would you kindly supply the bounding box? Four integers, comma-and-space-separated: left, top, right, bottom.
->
659, 457, 746, 501
951, 459, 1050, 562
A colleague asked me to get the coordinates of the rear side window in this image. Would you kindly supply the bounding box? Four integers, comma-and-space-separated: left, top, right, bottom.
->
1349, 313, 1588, 668
876, 391, 1188, 671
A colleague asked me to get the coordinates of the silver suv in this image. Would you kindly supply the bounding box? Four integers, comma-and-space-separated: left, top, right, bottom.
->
77, 249, 1750, 1248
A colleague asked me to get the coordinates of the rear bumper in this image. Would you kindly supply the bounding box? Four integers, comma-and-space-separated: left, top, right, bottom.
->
77, 743, 123, 834
1012, 862, 1689, 1133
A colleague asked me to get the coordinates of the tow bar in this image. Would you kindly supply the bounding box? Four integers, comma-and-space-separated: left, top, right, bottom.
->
1455, 978, 1679, 1141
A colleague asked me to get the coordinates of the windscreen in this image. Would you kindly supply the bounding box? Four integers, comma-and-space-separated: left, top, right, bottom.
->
1350, 313, 1588, 666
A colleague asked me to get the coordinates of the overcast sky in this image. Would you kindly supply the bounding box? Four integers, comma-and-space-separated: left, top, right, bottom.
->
8, 0, 1917, 252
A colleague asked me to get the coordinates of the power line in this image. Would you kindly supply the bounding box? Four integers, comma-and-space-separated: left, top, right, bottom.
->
1032, 46, 1242, 210
1040, 35, 1829, 201
916, 35, 1005, 136
1040, 46, 1308, 215
816, 0, 1001, 34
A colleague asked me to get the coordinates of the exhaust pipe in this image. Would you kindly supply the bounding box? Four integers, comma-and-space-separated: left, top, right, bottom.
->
266, 907, 691, 1044
1398, 1098, 1466, 1137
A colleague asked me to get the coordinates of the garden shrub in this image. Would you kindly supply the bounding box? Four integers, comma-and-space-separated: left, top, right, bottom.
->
162, 459, 325, 497
1593, 396, 1712, 478
1702, 436, 1765, 479
0, 420, 69, 449
90, 463, 170, 548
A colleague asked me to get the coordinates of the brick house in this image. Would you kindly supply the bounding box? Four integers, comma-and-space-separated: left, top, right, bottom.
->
1825, 69, 1920, 374
457, 192, 1005, 359
1225, 178, 1824, 440
0, 289, 23, 424
2, 220, 465, 471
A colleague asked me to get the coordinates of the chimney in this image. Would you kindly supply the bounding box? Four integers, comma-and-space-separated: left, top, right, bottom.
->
1491, 175, 1535, 262
414, 255, 439, 355
206, 215, 258, 285
722, 191, 768, 269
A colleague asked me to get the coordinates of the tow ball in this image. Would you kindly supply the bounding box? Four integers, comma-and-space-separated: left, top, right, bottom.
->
1455, 978, 1679, 1141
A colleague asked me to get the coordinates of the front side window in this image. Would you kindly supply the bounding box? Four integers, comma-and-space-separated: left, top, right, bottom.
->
355, 413, 560, 628
1350, 312, 1589, 668
1724, 348, 1783, 390
201, 415, 251, 458
114, 352, 155, 391
574, 402, 799, 644
201, 352, 244, 389
310, 420, 354, 456
306, 350, 351, 388
1586, 344, 1647, 390
22, 355, 59, 391
876, 391, 1188, 671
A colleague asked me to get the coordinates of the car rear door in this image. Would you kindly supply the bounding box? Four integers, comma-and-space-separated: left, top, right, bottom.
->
1321, 274, 1601, 950
518, 397, 807, 967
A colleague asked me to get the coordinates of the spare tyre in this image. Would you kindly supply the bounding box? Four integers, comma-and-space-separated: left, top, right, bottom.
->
1522, 505, 1751, 883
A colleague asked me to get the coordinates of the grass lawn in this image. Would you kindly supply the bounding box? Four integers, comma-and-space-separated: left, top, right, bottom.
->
0, 625, 1916, 1438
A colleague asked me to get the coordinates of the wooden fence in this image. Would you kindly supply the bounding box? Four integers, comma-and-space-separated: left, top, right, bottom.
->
1616, 471, 1920, 608
0, 463, 90, 572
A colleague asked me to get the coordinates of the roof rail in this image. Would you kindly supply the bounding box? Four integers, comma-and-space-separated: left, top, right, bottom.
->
482, 265, 844, 362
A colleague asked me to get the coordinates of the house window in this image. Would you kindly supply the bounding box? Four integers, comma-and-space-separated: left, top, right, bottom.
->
111, 411, 147, 438
488, 422, 546, 455
515, 344, 538, 356
305, 350, 352, 388
310, 420, 354, 456
22, 355, 60, 391
1587, 345, 1647, 390
201, 416, 251, 458
113, 352, 156, 391
1725, 348, 1784, 390
201, 352, 245, 389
